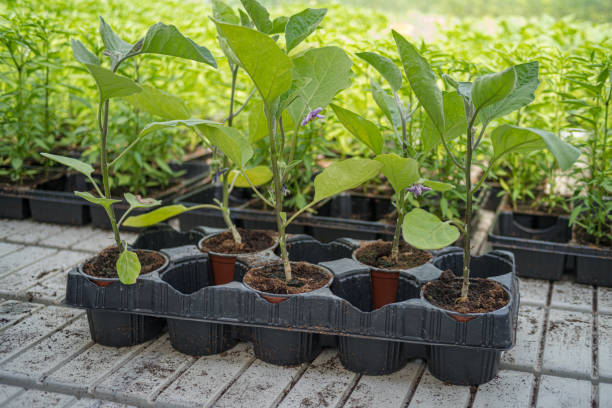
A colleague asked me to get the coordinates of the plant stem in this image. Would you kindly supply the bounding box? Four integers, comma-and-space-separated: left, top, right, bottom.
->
461, 123, 474, 300
266, 107, 291, 281
391, 190, 405, 261
99, 99, 122, 249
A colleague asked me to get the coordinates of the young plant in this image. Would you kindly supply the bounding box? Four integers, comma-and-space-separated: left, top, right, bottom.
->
209, 1, 382, 281
41, 18, 216, 283
330, 49, 459, 261
393, 31, 580, 300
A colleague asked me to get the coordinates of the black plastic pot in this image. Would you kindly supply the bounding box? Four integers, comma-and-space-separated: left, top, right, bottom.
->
0, 169, 66, 220
29, 173, 91, 225
488, 210, 612, 286
64, 228, 518, 385
78, 249, 170, 347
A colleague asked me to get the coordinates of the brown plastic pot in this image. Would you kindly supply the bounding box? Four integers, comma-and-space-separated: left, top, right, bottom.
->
369, 269, 400, 309
243, 263, 334, 304
80, 249, 169, 286
198, 231, 278, 286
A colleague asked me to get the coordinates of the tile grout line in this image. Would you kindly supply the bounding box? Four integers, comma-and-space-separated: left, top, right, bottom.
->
0, 309, 86, 366
0, 247, 59, 280
592, 286, 599, 408
0, 301, 45, 334
205, 355, 257, 408
271, 359, 312, 408
147, 356, 199, 405
401, 361, 427, 408
528, 280, 553, 408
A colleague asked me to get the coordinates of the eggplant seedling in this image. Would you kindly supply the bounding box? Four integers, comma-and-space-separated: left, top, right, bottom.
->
42, 17, 216, 284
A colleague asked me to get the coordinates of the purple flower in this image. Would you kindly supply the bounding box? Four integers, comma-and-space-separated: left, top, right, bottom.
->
213, 167, 229, 183
282, 184, 290, 196
405, 183, 432, 198
301, 107, 324, 126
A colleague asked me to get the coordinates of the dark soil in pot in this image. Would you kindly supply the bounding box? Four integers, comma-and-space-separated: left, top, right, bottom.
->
82, 246, 166, 278
244, 262, 331, 295
575, 225, 611, 248
199, 228, 275, 254
423, 270, 509, 314
354, 240, 432, 270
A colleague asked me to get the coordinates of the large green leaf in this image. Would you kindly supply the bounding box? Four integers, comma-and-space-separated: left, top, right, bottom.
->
229, 166, 273, 187
124, 204, 191, 227
212, 0, 239, 24
421, 179, 454, 192
287, 46, 352, 123
392, 31, 444, 136
402, 208, 459, 250
41, 153, 94, 177
71, 39, 99, 66
330, 104, 383, 155
491, 125, 580, 171
374, 154, 419, 193
357, 52, 402, 92
122, 85, 190, 120
75, 191, 121, 211
240, 0, 273, 33
131, 23, 217, 67
124, 193, 161, 209
370, 79, 401, 131
312, 158, 383, 203
116, 249, 141, 285
215, 21, 292, 105
248, 99, 268, 143
84, 64, 142, 102
422, 91, 467, 151
472, 67, 516, 112
479, 61, 540, 124
285, 8, 327, 52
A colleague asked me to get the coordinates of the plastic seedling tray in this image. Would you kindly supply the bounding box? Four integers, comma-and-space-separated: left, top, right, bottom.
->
488, 210, 612, 286
64, 227, 519, 385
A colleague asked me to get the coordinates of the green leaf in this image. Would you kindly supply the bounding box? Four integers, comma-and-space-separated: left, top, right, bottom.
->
312, 158, 383, 203
270, 16, 289, 34
248, 98, 268, 143
370, 79, 401, 131
116, 249, 141, 285
422, 91, 466, 151
200, 126, 253, 168
98, 17, 132, 66
124, 204, 191, 227
229, 166, 273, 187
71, 39, 99, 65
214, 21, 292, 105
392, 31, 444, 136
122, 85, 190, 120
374, 153, 419, 193
330, 104, 383, 155
356, 51, 402, 92
132, 23, 217, 68
421, 179, 454, 192
402, 208, 459, 250
479, 61, 539, 124
140, 119, 253, 167
491, 125, 580, 171
75, 191, 121, 211
124, 193, 161, 209
41, 153, 94, 177
84, 64, 142, 102
212, 0, 239, 24
287, 46, 352, 123
239, 0, 273, 33
472, 67, 516, 112
285, 8, 327, 52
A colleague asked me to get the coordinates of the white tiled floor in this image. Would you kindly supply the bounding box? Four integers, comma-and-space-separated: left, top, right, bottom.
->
0, 218, 608, 408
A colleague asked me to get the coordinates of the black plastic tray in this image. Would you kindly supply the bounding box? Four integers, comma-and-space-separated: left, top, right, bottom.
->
64, 227, 519, 385
488, 210, 612, 286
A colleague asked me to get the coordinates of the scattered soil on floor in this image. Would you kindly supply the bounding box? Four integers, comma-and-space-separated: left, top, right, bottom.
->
423, 270, 509, 314
82, 246, 165, 279
354, 240, 432, 270
243, 262, 331, 295
199, 228, 275, 254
